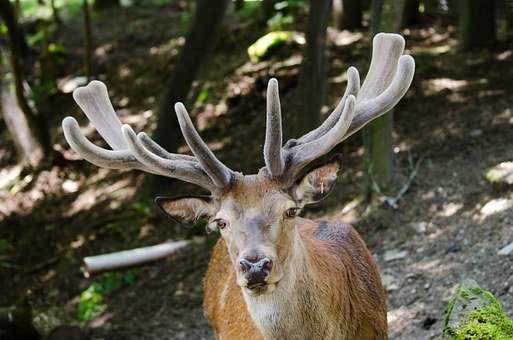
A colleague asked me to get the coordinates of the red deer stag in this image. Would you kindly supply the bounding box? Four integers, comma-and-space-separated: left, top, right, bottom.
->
62, 33, 415, 339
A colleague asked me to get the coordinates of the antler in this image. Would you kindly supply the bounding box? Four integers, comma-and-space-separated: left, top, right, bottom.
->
62, 81, 233, 193
263, 33, 415, 182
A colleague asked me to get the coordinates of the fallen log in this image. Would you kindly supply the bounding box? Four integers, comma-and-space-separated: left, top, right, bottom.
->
82, 240, 190, 277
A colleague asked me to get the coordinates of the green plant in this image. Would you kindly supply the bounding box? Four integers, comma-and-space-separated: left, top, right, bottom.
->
131, 201, 152, 217
0, 238, 12, 253
77, 283, 105, 323
77, 271, 137, 323
266, 12, 294, 31
196, 88, 210, 104
29, 80, 57, 103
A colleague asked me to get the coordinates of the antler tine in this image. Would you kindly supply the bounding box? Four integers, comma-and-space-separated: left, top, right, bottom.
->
275, 32, 414, 182
138, 132, 197, 162
62, 116, 158, 173
264, 78, 285, 177
339, 33, 414, 140
63, 80, 217, 191
70, 80, 197, 163
72, 80, 127, 151
122, 125, 216, 191
292, 67, 360, 146
345, 54, 415, 139
286, 96, 356, 179
174, 103, 234, 188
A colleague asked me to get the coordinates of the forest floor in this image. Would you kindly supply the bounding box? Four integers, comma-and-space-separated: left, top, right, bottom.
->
1, 4, 512, 340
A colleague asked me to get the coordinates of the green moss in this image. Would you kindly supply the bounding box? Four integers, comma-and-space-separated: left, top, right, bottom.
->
443, 280, 513, 340
247, 31, 292, 63
453, 303, 513, 340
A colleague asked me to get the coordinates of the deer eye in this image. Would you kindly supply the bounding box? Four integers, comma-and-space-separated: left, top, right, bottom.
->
213, 219, 228, 230
284, 207, 299, 219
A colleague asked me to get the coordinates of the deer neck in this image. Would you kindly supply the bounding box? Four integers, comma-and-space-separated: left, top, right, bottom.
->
242, 224, 339, 340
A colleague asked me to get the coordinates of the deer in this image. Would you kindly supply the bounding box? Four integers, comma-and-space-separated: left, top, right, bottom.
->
62, 33, 415, 340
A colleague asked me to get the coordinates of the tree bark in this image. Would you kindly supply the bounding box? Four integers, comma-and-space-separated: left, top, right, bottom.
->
147, 0, 230, 195
93, 0, 119, 11
0, 78, 46, 167
235, 0, 244, 11
363, 0, 405, 196
333, 0, 343, 29
294, 0, 332, 136
0, 0, 51, 166
50, 0, 62, 26
402, 0, 421, 26
14, 0, 21, 18
261, 0, 276, 23
458, 0, 496, 51
335, 0, 363, 30
83, 0, 93, 81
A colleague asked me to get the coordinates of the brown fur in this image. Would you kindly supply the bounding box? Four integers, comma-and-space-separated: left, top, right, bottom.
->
203, 218, 387, 340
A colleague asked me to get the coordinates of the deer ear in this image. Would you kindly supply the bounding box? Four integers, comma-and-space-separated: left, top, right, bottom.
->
155, 196, 217, 225
291, 157, 341, 206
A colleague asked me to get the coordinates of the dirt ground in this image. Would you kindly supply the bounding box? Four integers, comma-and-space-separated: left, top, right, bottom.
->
1, 4, 512, 340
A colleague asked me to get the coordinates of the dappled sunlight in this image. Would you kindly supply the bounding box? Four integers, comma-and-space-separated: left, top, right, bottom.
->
95, 43, 114, 59
70, 235, 86, 249
492, 108, 512, 125
327, 28, 363, 47
479, 197, 513, 219
388, 305, 421, 334
148, 37, 185, 57
438, 202, 463, 217
0, 165, 22, 192
66, 178, 134, 217
496, 50, 512, 61
413, 44, 452, 55
424, 78, 470, 92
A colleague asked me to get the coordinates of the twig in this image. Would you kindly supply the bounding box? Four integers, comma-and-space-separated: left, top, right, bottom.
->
371, 154, 422, 209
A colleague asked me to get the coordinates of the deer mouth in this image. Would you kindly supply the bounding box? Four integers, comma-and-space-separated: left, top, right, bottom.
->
245, 280, 279, 296
245, 282, 269, 295
247, 281, 267, 290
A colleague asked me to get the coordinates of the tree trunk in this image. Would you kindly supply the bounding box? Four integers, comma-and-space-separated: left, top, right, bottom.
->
423, 0, 439, 18
0, 53, 45, 167
261, 0, 275, 23
14, 0, 21, 18
402, 0, 421, 26
93, 0, 119, 11
458, 0, 496, 51
336, 0, 363, 30
148, 0, 230, 195
294, 0, 332, 136
50, 0, 62, 26
363, 0, 405, 196
235, 0, 244, 11
83, 0, 93, 81
333, 0, 343, 29
0, 0, 51, 166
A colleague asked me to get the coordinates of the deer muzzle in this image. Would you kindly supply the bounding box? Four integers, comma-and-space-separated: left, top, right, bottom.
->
239, 257, 273, 290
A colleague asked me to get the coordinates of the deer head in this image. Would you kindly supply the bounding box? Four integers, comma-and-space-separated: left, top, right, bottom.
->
62, 33, 414, 296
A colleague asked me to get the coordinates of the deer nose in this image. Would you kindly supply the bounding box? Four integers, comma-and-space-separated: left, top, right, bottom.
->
239, 257, 273, 273
239, 257, 273, 289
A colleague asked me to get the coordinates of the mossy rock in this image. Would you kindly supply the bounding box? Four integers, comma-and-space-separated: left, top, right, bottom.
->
443, 279, 513, 339
484, 161, 513, 189
247, 31, 293, 63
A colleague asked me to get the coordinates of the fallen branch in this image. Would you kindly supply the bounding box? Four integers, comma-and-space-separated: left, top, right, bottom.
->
82, 240, 190, 277
371, 154, 422, 209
